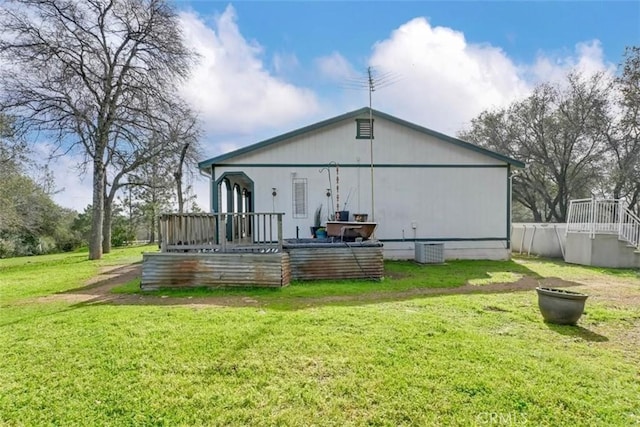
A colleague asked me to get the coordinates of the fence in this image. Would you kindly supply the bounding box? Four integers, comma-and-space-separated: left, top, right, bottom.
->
511, 223, 566, 258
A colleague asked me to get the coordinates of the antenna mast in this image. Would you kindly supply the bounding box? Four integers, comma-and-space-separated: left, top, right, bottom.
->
367, 67, 375, 222
342, 66, 400, 225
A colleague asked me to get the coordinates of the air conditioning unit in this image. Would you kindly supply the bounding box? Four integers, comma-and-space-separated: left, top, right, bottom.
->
415, 242, 444, 264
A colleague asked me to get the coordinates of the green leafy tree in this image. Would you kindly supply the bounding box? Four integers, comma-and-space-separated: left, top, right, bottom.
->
604, 46, 640, 214
459, 71, 611, 222
129, 158, 176, 243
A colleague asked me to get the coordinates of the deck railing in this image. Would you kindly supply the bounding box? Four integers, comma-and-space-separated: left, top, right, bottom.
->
566, 198, 640, 249
159, 212, 284, 253
619, 208, 640, 250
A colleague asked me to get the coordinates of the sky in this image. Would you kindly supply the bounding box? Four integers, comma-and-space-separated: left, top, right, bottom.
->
50, 0, 640, 211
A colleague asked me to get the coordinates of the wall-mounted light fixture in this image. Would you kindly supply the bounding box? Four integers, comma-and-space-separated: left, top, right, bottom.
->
272, 187, 277, 197
325, 188, 331, 198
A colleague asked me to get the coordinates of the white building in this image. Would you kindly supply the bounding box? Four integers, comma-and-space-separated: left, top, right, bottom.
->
198, 107, 525, 260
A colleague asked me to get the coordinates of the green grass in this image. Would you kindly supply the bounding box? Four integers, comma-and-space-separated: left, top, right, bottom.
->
1, 249, 639, 426
112, 259, 541, 303
0, 244, 156, 304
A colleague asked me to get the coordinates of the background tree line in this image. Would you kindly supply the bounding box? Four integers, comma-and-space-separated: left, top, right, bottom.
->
1, 110, 201, 257
0, 0, 202, 259
459, 46, 640, 222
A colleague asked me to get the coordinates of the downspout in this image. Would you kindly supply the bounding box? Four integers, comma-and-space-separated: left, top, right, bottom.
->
198, 165, 216, 212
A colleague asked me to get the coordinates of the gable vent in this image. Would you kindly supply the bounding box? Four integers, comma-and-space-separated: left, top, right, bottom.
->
356, 118, 374, 139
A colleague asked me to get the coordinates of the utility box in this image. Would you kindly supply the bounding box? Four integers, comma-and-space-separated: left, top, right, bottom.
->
415, 242, 444, 264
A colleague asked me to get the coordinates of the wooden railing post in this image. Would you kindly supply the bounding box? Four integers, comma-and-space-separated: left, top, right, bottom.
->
277, 213, 283, 251
156, 212, 286, 253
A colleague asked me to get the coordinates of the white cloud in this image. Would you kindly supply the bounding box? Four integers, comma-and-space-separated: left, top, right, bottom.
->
315, 51, 358, 81
364, 18, 612, 135
179, 6, 319, 136
272, 51, 300, 75
366, 17, 530, 134
530, 40, 615, 85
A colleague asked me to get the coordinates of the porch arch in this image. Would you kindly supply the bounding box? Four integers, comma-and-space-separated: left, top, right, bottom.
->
214, 172, 255, 242
213, 172, 255, 214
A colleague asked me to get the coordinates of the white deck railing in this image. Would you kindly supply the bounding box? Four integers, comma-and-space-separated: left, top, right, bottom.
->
158, 212, 284, 253
619, 208, 640, 250
566, 199, 640, 249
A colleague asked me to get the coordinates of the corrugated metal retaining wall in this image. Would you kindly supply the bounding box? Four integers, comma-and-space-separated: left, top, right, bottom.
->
285, 245, 384, 281
141, 252, 290, 290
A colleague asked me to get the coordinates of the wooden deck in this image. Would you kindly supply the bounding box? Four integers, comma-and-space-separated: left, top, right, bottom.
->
141, 213, 384, 289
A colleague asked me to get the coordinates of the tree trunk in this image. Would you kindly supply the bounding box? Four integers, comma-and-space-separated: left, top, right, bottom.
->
102, 182, 119, 254
175, 141, 190, 214
88, 160, 105, 260
102, 199, 112, 254
149, 213, 156, 244
175, 171, 184, 213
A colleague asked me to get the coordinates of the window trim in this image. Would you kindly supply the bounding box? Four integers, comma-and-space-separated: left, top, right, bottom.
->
292, 177, 308, 218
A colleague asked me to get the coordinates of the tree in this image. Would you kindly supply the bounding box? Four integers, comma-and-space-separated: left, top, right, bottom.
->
603, 46, 640, 214
101, 107, 188, 254
168, 104, 202, 213
128, 157, 176, 243
0, 164, 71, 257
0, 113, 27, 169
459, 71, 611, 222
0, 0, 194, 259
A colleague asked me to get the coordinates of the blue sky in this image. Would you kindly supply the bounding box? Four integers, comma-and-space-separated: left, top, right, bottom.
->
52, 0, 640, 210
174, 0, 638, 140
183, 1, 637, 70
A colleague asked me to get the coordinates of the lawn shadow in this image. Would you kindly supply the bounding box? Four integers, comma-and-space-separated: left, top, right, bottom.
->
61, 263, 142, 294
69, 284, 543, 310
62, 259, 585, 312
544, 323, 609, 342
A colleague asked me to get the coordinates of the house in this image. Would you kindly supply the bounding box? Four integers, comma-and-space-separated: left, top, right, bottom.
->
198, 107, 525, 260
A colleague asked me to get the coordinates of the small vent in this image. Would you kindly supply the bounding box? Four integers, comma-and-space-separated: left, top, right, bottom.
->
415, 242, 444, 264
356, 118, 374, 139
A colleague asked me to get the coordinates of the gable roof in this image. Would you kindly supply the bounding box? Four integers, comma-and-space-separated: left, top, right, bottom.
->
198, 107, 525, 171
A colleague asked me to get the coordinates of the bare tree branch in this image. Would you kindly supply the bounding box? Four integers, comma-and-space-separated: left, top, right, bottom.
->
0, 0, 196, 259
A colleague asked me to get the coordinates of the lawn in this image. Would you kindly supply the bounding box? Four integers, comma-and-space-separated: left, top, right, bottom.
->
1, 247, 639, 426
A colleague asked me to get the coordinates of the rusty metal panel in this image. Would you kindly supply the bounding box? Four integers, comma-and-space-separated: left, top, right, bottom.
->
286, 246, 384, 281
141, 252, 290, 290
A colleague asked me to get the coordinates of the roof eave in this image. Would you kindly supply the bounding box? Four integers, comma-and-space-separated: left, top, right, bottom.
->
198, 107, 526, 169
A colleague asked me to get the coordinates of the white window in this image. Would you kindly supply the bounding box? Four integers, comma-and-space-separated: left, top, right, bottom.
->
292, 178, 307, 218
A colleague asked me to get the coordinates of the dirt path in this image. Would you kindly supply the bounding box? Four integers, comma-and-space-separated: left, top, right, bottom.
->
35, 262, 640, 309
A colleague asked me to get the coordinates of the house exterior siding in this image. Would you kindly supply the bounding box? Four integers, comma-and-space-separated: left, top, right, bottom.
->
200, 108, 522, 260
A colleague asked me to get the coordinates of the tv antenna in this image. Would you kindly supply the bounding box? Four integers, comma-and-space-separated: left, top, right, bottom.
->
342, 66, 401, 222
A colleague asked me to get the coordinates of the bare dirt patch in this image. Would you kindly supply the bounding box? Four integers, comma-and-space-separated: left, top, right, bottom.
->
36, 264, 141, 305
35, 263, 604, 309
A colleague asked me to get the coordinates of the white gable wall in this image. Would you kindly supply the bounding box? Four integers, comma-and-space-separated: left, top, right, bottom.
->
209, 114, 512, 260
219, 115, 504, 166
